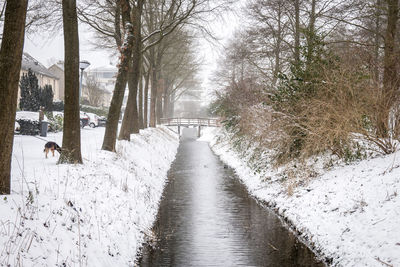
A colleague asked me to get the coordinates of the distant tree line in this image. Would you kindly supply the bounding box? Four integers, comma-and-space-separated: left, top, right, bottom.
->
78, 0, 228, 149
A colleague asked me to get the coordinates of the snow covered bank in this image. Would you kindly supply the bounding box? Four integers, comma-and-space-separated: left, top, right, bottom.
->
1, 126, 179, 266
200, 127, 400, 267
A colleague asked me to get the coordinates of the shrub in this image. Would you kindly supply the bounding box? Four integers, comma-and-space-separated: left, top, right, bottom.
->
213, 44, 397, 171
52, 100, 64, 111
19, 69, 41, 111
17, 119, 39, 135
48, 113, 63, 132
80, 105, 108, 117
40, 84, 54, 111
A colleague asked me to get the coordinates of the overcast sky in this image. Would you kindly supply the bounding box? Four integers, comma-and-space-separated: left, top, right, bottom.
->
23, 1, 244, 94
24, 24, 115, 69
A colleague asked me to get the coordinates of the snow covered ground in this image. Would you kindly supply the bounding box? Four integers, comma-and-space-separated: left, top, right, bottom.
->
200, 127, 400, 267
0, 126, 179, 266
15, 111, 48, 122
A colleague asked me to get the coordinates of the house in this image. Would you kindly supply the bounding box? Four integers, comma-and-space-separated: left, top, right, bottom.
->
84, 65, 117, 107
48, 61, 65, 100
86, 65, 117, 88
19, 52, 60, 102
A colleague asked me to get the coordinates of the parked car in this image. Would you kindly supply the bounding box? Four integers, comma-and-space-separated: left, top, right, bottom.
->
86, 112, 100, 128
98, 116, 107, 127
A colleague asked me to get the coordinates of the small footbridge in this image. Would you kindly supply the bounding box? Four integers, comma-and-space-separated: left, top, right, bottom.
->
160, 118, 220, 137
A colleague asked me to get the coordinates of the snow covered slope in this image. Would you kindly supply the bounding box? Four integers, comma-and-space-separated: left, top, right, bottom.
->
200, 127, 400, 267
0, 126, 179, 266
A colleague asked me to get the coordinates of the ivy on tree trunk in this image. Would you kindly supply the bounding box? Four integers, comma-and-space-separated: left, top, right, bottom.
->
101, 0, 134, 151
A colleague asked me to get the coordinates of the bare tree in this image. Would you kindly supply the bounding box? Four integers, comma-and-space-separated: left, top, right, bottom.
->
78, 0, 122, 51
0, 0, 28, 194
138, 64, 144, 129
143, 66, 151, 127
0, 0, 56, 39
119, 0, 145, 141
293, 0, 300, 64
59, 0, 82, 164
142, 0, 234, 127
244, 0, 291, 86
85, 75, 105, 107
378, 0, 399, 137
101, 0, 134, 151
79, 0, 233, 147
158, 29, 201, 118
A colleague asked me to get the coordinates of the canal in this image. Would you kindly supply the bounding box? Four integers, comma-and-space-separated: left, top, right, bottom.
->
139, 128, 324, 267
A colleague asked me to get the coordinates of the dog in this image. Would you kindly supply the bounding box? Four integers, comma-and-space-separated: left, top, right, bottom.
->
44, 142, 62, 158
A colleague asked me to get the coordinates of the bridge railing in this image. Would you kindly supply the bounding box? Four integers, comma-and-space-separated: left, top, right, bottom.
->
160, 117, 219, 127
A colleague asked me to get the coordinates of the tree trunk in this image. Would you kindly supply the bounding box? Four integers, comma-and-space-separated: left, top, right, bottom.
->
102, 0, 133, 151
294, 0, 300, 64
138, 66, 144, 129
156, 90, 163, 123
163, 95, 169, 118
0, 0, 28, 194
374, 0, 382, 82
163, 84, 170, 118
378, 0, 399, 137
169, 97, 175, 117
143, 67, 150, 128
156, 77, 163, 124
151, 49, 163, 127
306, 0, 316, 67
59, 0, 82, 164
119, 1, 143, 140
272, 3, 282, 85
149, 54, 157, 127
119, 63, 139, 140
383, 0, 399, 93
169, 90, 176, 117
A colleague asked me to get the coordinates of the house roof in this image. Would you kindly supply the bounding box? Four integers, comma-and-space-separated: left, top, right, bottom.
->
21, 52, 59, 79
49, 61, 64, 72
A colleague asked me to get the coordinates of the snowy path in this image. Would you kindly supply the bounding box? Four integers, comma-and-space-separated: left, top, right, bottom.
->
139, 128, 323, 266
2, 126, 179, 266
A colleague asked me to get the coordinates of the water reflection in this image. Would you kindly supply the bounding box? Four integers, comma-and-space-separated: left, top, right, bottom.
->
139, 128, 324, 267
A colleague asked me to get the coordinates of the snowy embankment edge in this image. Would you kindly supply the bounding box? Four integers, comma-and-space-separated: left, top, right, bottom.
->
200, 127, 400, 267
1, 126, 179, 266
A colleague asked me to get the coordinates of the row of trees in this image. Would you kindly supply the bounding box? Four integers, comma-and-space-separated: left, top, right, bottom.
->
79, 0, 229, 150
213, 0, 400, 166
0, 0, 230, 194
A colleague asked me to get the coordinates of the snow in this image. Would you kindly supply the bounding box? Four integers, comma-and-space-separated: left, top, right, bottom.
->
200, 127, 400, 267
16, 111, 48, 122
1, 126, 179, 266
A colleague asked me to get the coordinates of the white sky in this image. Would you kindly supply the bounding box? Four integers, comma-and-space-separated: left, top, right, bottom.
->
23, 1, 244, 95
24, 24, 115, 69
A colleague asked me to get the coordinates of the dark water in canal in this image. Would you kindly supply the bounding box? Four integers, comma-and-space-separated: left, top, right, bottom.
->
139, 128, 325, 267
